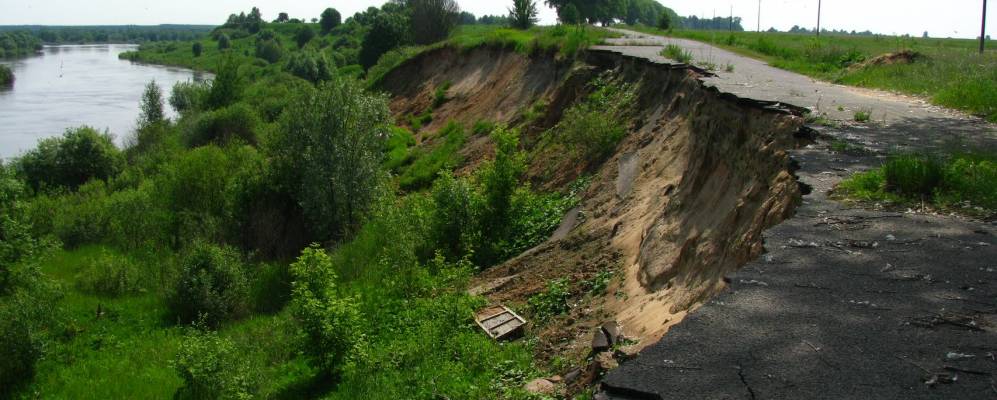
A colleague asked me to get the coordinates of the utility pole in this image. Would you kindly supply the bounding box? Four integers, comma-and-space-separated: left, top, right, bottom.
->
757, 0, 762, 32
729, 5, 733, 32
817, 0, 822, 38
983, 0, 989, 54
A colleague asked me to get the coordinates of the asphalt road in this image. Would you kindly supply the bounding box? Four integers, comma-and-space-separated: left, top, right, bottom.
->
599, 29, 997, 399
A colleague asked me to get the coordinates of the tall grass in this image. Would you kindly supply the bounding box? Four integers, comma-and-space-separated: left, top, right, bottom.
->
661, 44, 693, 63
837, 152, 997, 212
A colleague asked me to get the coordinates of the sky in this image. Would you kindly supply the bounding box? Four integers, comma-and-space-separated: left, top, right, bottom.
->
0, 0, 993, 39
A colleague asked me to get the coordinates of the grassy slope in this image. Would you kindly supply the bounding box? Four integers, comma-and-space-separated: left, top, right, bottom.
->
622, 25, 997, 122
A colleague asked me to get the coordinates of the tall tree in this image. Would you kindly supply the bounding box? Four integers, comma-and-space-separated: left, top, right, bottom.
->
275, 12, 289, 23
320, 8, 342, 33
295, 25, 315, 48
409, 0, 460, 45
139, 80, 165, 127
509, 0, 539, 29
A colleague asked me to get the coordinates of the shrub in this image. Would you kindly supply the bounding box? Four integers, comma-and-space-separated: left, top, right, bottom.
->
217, 34, 231, 50
0, 164, 57, 395
206, 57, 243, 110
290, 245, 366, 374
269, 76, 390, 240
187, 103, 260, 146
410, 0, 460, 45
0, 64, 14, 86
254, 39, 282, 63
432, 80, 452, 108
16, 126, 124, 192
75, 249, 145, 297
169, 80, 211, 115
528, 278, 570, 321
555, 78, 635, 163
295, 25, 316, 48
191, 42, 203, 57
430, 171, 483, 258
657, 11, 672, 30
172, 326, 255, 400
167, 242, 250, 328
284, 50, 335, 83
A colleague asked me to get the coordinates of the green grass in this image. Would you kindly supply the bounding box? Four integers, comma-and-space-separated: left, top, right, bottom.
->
853, 109, 871, 122
661, 44, 693, 63
397, 121, 467, 191
621, 25, 997, 121
836, 152, 997, 214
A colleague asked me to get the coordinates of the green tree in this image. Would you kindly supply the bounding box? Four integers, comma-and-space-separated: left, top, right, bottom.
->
0, 64, 13, 86
657, 10, 671, 30
269, 77, 390, 239
276, 12, 290, 23
477, 125, 525, 263
285, 50, 334, 83
167, 242, 250, 328
359, 11, 409, 69
289, 245, 365, 375
509, 0, 539, 29
410, 0, 460, 45
17, 126, 124, 191
246, 7, 263, 33
295, 24, 315, 48
320, 8, 342, 33
206, 57, 242, 109
217, 33, 230, 50
558, 3, 581, 25
138, 80, 165, 128
255, 38, 282, 63
191, 42, 202, 57
172, 327, 254, 400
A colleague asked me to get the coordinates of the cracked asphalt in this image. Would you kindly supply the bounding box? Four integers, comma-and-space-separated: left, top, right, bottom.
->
599, 29, 997, 399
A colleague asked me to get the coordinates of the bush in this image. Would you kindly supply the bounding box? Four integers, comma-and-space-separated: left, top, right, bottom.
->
284, 50, 335, 83
290, 245, 366, 374
169, 80, 211, 115
75, 249, 146, 297
0, 64, 14, 86
662, 43, 692, 63
555, 78, 635, 163
17, 126, 124, 192
206, 57, 243, 110
853, 109, 871, 122
269, 77, 390, 240
217, 34, 231, 50
430, 171, 483, 258
432, 80, 452, 108
254, 39, 283, 63
295, 25, 315, 48
0, 164, 57, 395
191, 42, 203, 57
172, 326, 255, 400
187, 103, 260, 146
168, 242, 250, 328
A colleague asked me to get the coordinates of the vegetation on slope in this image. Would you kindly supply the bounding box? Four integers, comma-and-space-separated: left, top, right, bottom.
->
0, 64, 13, 85
2, 2, 608, 398
623, 25, 997, 122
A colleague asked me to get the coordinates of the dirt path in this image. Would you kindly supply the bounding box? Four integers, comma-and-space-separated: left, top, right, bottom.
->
599, 29, 997, 399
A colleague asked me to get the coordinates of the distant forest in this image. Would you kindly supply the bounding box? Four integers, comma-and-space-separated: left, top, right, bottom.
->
0, 25, 214, 57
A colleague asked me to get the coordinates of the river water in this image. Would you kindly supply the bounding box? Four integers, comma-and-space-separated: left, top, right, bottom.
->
0, 44, 206, 158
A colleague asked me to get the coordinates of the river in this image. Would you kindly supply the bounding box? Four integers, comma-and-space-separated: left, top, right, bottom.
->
0, 44, 206, 158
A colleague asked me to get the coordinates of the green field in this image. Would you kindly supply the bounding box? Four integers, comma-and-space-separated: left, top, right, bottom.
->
623, 25, 997, 122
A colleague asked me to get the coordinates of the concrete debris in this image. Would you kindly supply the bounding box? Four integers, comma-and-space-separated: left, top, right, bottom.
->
592, 328, 611, 352
788, 238, 819, 248
945, 352, 975, 361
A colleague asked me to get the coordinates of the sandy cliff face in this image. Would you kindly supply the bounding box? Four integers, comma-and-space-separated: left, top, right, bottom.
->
380, 45, 809, 351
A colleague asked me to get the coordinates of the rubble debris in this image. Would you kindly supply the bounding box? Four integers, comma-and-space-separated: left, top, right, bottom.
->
524, 378, 557, 395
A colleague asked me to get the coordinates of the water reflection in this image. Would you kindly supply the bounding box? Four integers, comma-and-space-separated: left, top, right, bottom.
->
0, 44, 206, 158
